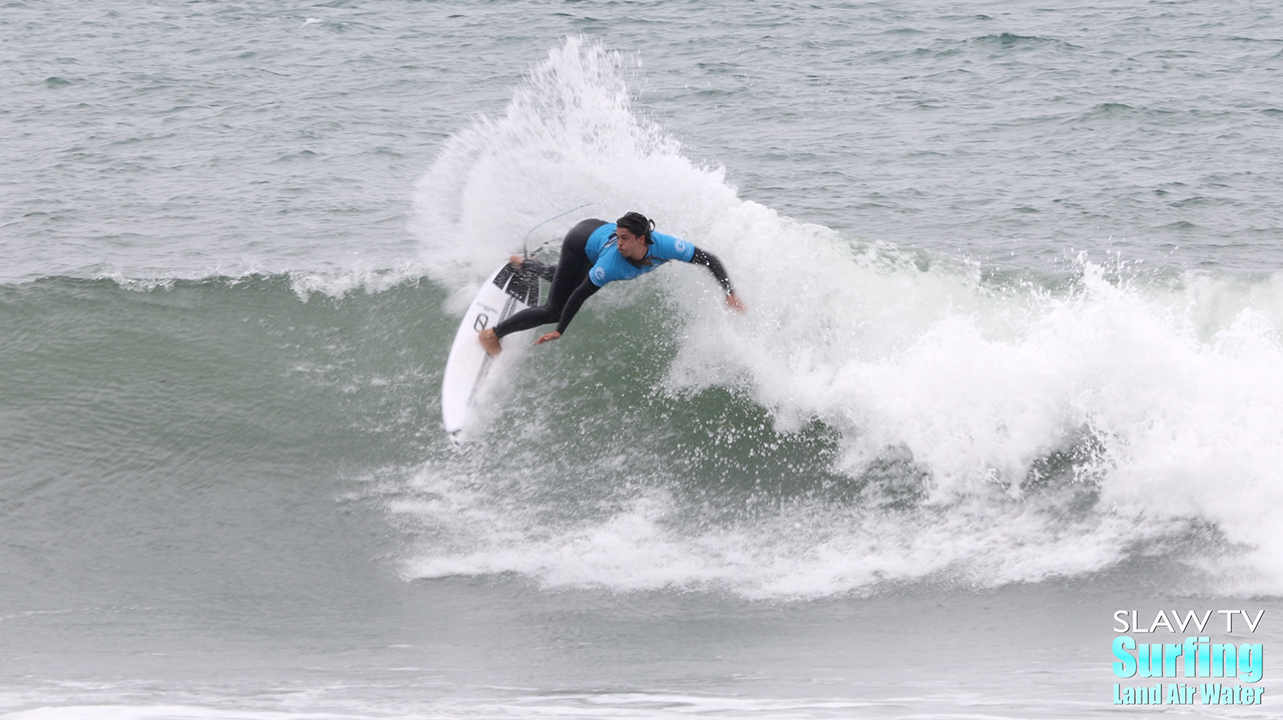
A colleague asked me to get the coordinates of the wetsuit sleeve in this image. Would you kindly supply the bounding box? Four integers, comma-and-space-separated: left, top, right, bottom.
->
690, 247, 735, 295
555, 277, 601, 334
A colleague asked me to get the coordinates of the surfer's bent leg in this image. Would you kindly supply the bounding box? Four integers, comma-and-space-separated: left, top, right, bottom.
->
493, 219, 604, 338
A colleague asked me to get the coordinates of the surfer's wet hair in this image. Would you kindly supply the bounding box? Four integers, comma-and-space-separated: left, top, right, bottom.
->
615, 212, 655, 245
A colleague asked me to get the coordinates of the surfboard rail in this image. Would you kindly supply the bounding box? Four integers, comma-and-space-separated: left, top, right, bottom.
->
440, 261, 543, 444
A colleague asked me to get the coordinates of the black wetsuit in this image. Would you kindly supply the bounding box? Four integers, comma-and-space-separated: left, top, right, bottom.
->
492, 218, 735, 338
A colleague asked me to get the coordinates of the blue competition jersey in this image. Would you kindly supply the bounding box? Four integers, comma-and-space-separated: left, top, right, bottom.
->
584, 223, 696, 287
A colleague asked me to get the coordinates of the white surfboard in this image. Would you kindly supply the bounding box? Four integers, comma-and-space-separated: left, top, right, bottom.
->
441, 261, 542, 445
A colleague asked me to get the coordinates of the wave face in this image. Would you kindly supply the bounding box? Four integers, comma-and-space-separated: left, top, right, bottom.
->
391, 39, 1283, 598
5, 39, 1281, 604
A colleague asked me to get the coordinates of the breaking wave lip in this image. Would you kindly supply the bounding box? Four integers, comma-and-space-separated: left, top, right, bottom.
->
0, 263, 435, 300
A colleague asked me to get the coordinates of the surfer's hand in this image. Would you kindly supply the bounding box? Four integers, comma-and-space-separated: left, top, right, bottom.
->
534, 331, 561, 345
509, 255, 524, 266
726, 292, 746, 313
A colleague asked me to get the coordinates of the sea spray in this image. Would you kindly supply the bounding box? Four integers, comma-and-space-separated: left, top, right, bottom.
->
411, 36, 739, 311
400, 38, 1283, 598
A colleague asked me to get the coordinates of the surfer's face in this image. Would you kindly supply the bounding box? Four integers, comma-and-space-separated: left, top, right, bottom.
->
615, 227, 647, 260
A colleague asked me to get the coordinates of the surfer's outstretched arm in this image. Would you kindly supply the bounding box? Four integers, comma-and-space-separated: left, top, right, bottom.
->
689, 247, 733, 294
689, 247, 745, 312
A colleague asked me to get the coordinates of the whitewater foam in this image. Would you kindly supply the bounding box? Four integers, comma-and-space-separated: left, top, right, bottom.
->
401, 38, 1283, 598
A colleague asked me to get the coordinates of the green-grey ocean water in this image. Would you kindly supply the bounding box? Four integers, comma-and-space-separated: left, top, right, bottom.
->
4, 1, 1283, 718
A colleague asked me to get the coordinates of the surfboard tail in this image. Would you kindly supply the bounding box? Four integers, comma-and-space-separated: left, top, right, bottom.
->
493, 262, 542, 305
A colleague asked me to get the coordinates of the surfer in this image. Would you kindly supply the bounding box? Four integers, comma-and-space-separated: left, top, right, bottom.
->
479, 212, 744, 356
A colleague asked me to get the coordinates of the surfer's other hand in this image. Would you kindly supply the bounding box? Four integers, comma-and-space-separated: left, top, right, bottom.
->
725, 292, 746, 313
509, 255, 524, 266
534, 331, 561, 345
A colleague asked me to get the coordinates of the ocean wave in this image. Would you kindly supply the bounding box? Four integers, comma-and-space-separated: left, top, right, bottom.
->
393, 37, 1283, 599
8, 37, 1283, 602
0, 264, 433, 301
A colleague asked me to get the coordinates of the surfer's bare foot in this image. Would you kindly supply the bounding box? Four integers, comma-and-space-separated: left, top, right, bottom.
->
479, 327, 502, 356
